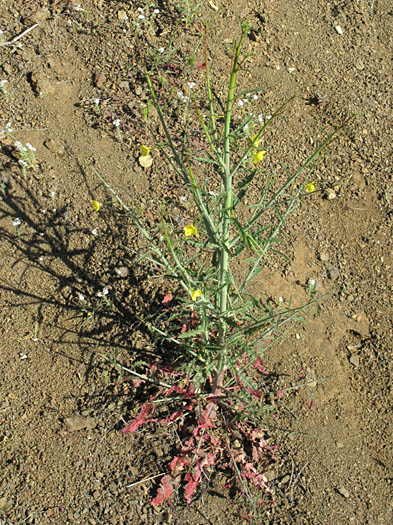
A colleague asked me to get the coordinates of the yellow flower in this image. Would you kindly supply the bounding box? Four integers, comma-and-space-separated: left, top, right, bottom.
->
250, 133, 261, 148
191, 289, 202, 301
306, 182, 316, 193
253, 150, 267, 165
140, 145, 150, 157
184, 224, 198, 237
91, 200, 103, 212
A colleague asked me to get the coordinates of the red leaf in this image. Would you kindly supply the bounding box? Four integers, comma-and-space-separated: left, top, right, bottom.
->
162, 293, 172, 305
159, 408, 185, 424
169, 456, 189, 476
184, 471, 201, 504
277, 389, 285, 399
152, 475, 173, 506
131, 378, 144, 389
254, 358, 267, 374
200, 450, 217, 468
122, 403, 154, 434
196, 407, 216, 431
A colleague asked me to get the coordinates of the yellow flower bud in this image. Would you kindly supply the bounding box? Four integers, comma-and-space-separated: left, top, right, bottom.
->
140, 145, 150, 156
250, 133, 261, 147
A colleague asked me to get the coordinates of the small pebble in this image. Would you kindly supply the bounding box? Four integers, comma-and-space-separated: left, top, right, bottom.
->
327, 266, 340, 280
44, 139, 64, 154
64, 415, 97, 432
118, 10, 128, 21
30, 73, 56, 97
3, 63, 13, 75
279, 474, 291, 486
115, 266, 129, 277
264, 470, 277, 482
93, 72, 106, 88
337, 487, 350, 498
349, 354, 360, 368
24, 8, 50, 24
325, 188, 336, 200
335, 25, 343, 35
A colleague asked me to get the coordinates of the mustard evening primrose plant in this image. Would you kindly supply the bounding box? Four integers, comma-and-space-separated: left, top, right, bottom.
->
94, 22, 351, 513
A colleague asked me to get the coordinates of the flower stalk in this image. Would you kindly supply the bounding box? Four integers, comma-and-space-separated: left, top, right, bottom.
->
215, 24, 250, 393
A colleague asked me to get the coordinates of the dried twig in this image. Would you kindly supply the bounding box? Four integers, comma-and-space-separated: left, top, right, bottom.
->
288, 461, 309, 502
2, 23, 40, 46
126, 472, 165, 489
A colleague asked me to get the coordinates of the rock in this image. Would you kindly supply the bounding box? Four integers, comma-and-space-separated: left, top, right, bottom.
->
334, 25, 343, 35
30, 72, 56, 97
64, 415, 97, 432
351, 170, 366, 192
118, 10, 128, 21
44, 139, 64, 155
279, 474, 291, 486
0, 168, 13, 187
93, 72, 106, 88
349, 354, 360, 367
0, 496, 9, 509
114, 266, 129, 277
327, 266, 340, 280
337, 487, 350, 498
263, 470, 277, 482
3, 63, 13, 75
319, 252, 329, 262
325, 187, 336, 200
24, 8, 50, 25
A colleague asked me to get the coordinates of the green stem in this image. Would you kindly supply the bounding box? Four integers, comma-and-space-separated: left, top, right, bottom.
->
215, 23, 249, 392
